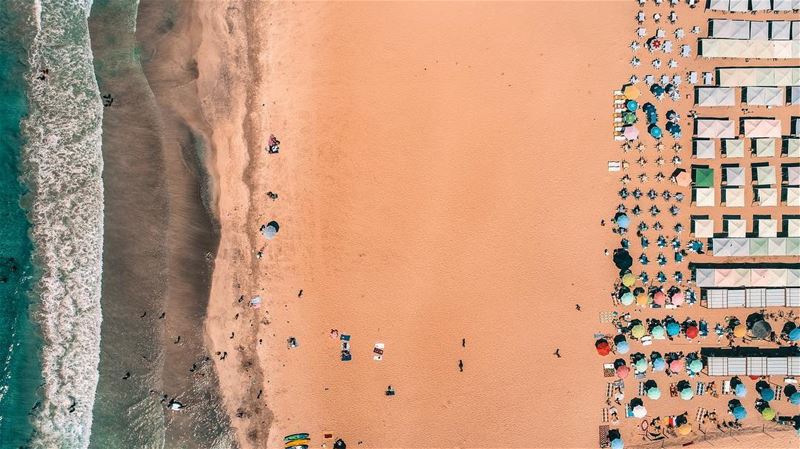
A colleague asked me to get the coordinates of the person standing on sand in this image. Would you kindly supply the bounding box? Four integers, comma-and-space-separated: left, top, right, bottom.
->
458, 360, 464, 372
575, 304, 581, 311
461, 338, 465, 347
554, 349, 561, 358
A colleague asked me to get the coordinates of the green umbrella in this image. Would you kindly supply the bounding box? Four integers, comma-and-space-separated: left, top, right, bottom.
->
694, 168, 714, 188
680, 388, 694, 400
761, 407, 776, 421
749, 238, 769, 256
623, 111, 637, 125
688, 359, 703, 373
647, 387, 661, 400
634, 358, 648, 372
631, 324, 646, 339
651, 325, 665, 339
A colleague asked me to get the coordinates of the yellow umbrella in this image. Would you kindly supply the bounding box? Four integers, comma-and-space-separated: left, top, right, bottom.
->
623, 85, 641, 100
631, 324, 646, 339
622, 272, 636, 287
636, 293, 649, 306
677, 423, 692, 436
733, 324, 746, 338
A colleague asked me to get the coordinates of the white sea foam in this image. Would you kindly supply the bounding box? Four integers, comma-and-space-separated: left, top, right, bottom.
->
21, 1, 104, 448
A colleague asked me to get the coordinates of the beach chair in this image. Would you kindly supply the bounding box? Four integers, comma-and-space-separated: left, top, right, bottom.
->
606, 382, 614, 397
670, 383, 678, 397
625, 406, 634, 418
602, 408, 609, 423
774, 384, 783, 400
638, 381, 646, 396
641, 336, 653, 346
696, 382, 706, 396
785, 377, 797, 384
723, 380, 731, 395
696, 407, 706, 424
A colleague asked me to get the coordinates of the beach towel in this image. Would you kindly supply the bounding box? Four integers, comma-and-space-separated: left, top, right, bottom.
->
723, 380, 731, 395
598, 425, 610, 448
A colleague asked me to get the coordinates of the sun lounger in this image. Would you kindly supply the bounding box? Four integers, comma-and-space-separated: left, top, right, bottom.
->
696, 407, 706, 424
723, 380, 731, 394
373, 343, 384, 361
785, 377, 797, 384
696, 382, 706, 396
625, 406, 634, 418
641, 336, 653, 346
602, 408, 609, 423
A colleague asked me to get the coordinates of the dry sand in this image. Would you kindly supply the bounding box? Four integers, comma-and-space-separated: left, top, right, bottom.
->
189, 1, 800, 449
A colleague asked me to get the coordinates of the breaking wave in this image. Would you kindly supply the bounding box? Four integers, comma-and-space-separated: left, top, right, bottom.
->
20, 1, 104, 448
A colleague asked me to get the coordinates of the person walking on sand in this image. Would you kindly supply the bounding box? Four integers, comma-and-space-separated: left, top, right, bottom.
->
461, 338, 466, 347
575, 304, 581, 311
554, 349, 561, 358
458, 360, 464, 372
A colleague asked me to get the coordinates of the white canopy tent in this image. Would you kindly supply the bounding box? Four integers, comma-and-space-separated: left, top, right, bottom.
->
773, 0, 794, 11
708, 20, 751, 39
694, 219, 715, 238
769, 238, 788, 256
727, 219, 747, 237
729, 0, 749, 11
699, 39, 799, 59
724, 166, 745, 186
745, 86, 784, 106
717, 67, 800, 87
750, 21, 769, 40
723, 139, 745, 158
786, 165, 800, 185
758, 219, 778, 237
706, 288, 800, 308
787, 187, 800, 207
770, 21, 792, 40
696, 87, 736, 106
696, 119, 735, 139
724, 187, 745, 207
793, 21, 800, 40
708, 0, 729, 11
786, 138, 800, 158
755, 166, 777, 185
753, 138, 775, 157
695, 187, 715, 207
750, 0, 771, 10
706, 354, 800, 376
756, 187, 778, 206
713, 238, 750, 256
695, 139, 716, 159
743, 119, 782, 138
790, 87, 800, 106
788, 218, 800, 237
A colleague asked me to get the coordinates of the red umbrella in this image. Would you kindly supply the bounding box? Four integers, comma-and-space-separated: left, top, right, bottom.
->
653, 291, 666, 306
596, 341, 611, 356
617, 365, 631, 379
686, 326, 699, 339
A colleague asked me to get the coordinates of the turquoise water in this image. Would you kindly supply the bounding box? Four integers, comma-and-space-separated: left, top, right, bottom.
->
0, 3, 42, 448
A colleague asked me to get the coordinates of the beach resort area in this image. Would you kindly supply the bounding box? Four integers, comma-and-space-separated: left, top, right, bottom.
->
0, 1, 799, 449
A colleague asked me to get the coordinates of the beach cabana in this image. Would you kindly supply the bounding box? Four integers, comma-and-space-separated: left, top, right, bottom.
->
790, 87, 800, 106
723, 187, 744, 207
695, 119, 735, 139
753, 138, 775, 157
750, 21, 769, 40
695, 188, 715, 207
708, 20, 750, 39
693, 219, 714, 238
770, 21, 792, 40
694, 140, 715, 159
745, 87, 784, 107
695, 87, 735, 107
708, 0, 729, 11
758, 219, 778, 237
788, 219, 800, 237
786, 165, 800, 185
723, 139, 744, 158
756, 187, 778, 206
713, 238, 749, 257
727, 219, 747, 237
786, 138, 800, 158
717, 67, 800, 87
755, 166, 777, 185
787, 187, 800, 207
773, 0, 794, 11
750, 0, 771, 10
724, 166, 745, 186
743, 119, 782, 138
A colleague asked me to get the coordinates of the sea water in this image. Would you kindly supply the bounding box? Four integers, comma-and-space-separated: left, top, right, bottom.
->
0, 2, 42, 448
18, 1, 105, 448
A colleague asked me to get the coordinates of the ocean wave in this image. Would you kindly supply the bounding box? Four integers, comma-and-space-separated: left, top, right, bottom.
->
20, 1, 104, 448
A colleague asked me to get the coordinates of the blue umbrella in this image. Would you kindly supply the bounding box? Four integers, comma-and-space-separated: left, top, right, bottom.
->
789, 328, 800, 341
732, 406, 747, 420
646, 111, 658, 124
666, 110, 677, 120
642, 102, 656, 113
611, 438, 624, 449
616, 214, 630, 229
652, 358, 666, 371
649, 125, 662, 139
617, 340, 630, 354
760, 387, 775, 401
790, 392, 800, 405
666, 322, 681, 336
650, 84, 664, 96
667, 123, 681, 137
626, 100, 639, 112
735, 383, 747, 397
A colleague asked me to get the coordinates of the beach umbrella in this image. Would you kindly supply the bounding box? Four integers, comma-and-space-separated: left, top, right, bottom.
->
623, 125, 640, 141
261, 221, 280, 239
752, 320, 772, 339
669, 359, 684, 372
688, 359, 703, 373
666, 322, 681, 336
746, 312, 765, 327
761, 407, 776, 421
616, 214, 631, 229
610, 438, 624, 449
760, 387, 775, 401
666, 110, 677, 120
613, 249, 633, 272
623, 85, 640, 100
642, 102, 656, 113
676, 423, 692, 436
623, 111, 637, 125
620, 291, 635, 306
616, 340, 630, 354
634, 357, 648, 372
648, 125, 662, 139
632, 405, 647, 418
686, 326, 699, 339
667, 123, 681, 137
626, 100, 638, 112
613, 358, 626, 369
790, 392, 800, 405
616, 365, 630, 379
646, 111, 658, 124
652, 291, 666, 306
650, 84, 664, 97
735, 383, 747, 397
635, 294, 649, 306
647, 387, 661, 400
651, 325, 665, 339
785, 384, 797, 398
732, 406, 747, 420
631, 324, 646, 339
674, 170, 691, 187
790, 328, 800, 342
670, 291, 685, 306
621, 271, 635, 287
595, 339, 611, 356
733, 324, 747, 338
680, 388, 693, 400
652, 358, 666, 372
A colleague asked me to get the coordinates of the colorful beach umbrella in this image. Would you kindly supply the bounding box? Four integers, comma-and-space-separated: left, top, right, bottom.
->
670, 291, 684, 306
669, 359, 684, 372
634, 357, 648, 372
761, 407, 776, 421
674, 170, 691, 187
676, 423, 692, 436
623, 111, 637, 125
652, 358, 666, 371
632, 405, 647, 418
647, 387, 661, 400
650, 84, 664, 97
610, 438, 624, 449
648, 124, 662, 139
621, 271, 635, 287
733, 324, 747, 338
688, 359, 703, 373
652, 291, 666, 306
732, 405, 747, 420
616, 365, 630, 378
790, 392, 800, 405
626, 100, 638, 112
620, 291, 635, 306
635, 294, 649, 306
680, 388, 693, 401
760, 387, 776, 401
651, 325, 665, 339
623, 125, 640, 141
734, 383, 747, 397
617, 214, 631, 229
631, 324, 646, 339
666, 322, 681, 336
790, 328, 800, 342
686, 326, 699, 339
596, 340, 611, 356
623, 85, 640, 100
616, 340, 630, 354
